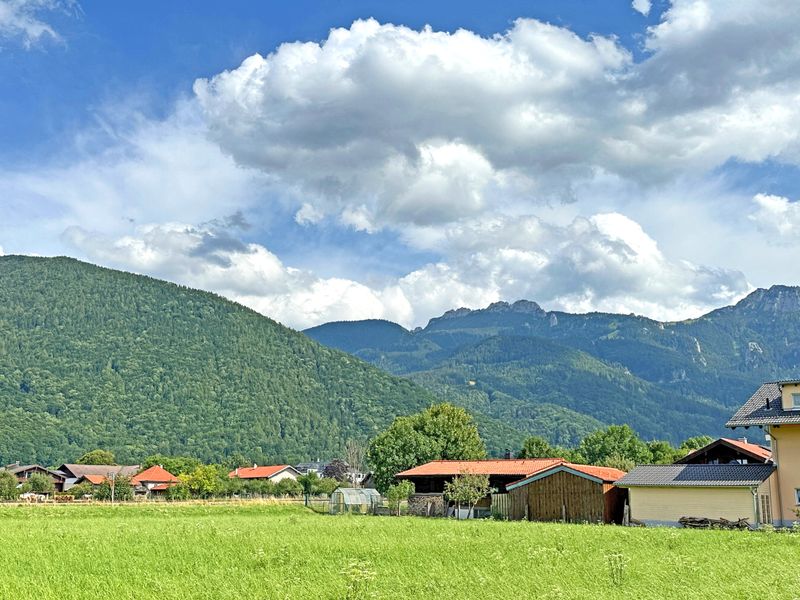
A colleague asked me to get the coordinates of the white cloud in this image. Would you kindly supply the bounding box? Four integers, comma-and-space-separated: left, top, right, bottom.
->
0, 102, 267, 254
0, 0, 72, 48
63, 212, 749, 329
749, 194, 800, 242
62, 221, 395, 329
632, 0, 652, 16
193, 7, 800, 232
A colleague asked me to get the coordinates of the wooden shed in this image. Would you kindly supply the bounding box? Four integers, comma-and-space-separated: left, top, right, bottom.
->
505, 464, 626, 524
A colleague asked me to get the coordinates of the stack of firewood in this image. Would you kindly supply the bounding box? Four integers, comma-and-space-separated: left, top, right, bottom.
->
678, 516, 750, 530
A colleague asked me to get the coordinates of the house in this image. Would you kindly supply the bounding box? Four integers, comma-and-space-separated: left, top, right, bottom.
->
58, 464, 139, 491
615, 463, 775, 527
3, 463, 66, 492
295, 461, 329, 475
228, 464, 300, 482
727, 380, 800, 525
396, 458, 565, 494
131, 465, 179, 496
506, 463, 627, 524
675, 437, 771, 465
395, 459, 624, 519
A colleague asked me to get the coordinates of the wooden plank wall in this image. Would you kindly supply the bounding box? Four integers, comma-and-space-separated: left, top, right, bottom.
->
508, 471, 607, 523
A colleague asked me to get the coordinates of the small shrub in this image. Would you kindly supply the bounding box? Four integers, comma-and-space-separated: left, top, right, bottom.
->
342, 559, 376, 599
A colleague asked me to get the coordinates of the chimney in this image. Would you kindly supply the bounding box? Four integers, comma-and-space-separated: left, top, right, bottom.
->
235, 467, 239, 476
503, 449, 512, 459
253, 463, 257, 469
738, 437, 748, 444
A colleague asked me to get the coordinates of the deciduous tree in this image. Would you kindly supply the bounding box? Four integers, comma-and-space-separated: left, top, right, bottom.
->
76, 449, 116, 465
368, 403, 486, 493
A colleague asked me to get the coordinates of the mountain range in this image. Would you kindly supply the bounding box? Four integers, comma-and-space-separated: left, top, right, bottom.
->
0, 256, 448, 465
2, 255, 797, 465
305, 287, 800, 445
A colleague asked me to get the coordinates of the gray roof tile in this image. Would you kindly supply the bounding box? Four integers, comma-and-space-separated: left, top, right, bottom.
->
726, 383, 800, 427
615, 463, 775, 487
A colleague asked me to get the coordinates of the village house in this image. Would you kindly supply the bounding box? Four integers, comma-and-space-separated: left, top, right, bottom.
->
58, 464, 139, 491
727, 380, 800, 525
131, 465, 179, 496
675, 437, 771, 465
396, 459, 627, 521
615, 463, 775, 527
3, 463, 66, 492
228, 464, 300, 482
506, 463, 626, 523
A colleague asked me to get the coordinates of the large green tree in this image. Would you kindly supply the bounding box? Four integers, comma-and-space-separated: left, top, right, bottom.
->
517, 436, 557, 459
75, 449, 116, 465
368, 403, 486, 492
577, 425, 652, 466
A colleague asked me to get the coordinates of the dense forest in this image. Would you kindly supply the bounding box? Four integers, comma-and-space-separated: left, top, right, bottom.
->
0, 256, 453, 465
306, 288, 800, 444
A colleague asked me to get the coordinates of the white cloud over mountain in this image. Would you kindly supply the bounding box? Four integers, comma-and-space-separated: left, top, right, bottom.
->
63, 211, 749, 329
3, 0, 800, 328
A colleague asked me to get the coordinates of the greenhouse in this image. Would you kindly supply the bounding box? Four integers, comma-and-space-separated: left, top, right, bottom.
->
329, 487, 382, 515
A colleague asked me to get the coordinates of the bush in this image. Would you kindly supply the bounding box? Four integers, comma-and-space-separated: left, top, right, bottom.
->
275, 478, 303, 497
27, 473, 55, 495
0, 471, 20, 500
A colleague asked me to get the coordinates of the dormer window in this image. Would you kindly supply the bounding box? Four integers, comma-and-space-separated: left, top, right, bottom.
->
793, 393, 800, 410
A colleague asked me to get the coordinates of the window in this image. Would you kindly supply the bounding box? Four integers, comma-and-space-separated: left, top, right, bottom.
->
796, 489, 800, 505
792, 393, 800, 409
761, 495, 772, 525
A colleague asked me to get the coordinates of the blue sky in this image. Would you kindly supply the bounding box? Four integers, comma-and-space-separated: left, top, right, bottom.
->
2, 0, 799, 329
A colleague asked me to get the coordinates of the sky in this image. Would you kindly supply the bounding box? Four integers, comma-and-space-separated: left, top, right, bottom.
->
2, 0, 800, 330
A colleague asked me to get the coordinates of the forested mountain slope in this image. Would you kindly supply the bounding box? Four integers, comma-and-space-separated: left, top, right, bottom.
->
0, 256, 449, 465
305, 289, 800, 444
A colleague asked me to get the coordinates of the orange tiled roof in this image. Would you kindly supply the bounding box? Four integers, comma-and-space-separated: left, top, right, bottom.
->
396, 458, 563, 477
228, 465, 293, 479
562, 463, 627, 483
722, 438, 772, 460
132, 465, 179, 485
82, 474, 106, 485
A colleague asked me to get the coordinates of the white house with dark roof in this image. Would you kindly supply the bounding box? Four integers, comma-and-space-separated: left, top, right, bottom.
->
615, 463, 775, 527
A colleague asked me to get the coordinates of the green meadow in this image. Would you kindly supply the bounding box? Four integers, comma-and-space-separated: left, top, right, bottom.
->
0, 502, 797, 599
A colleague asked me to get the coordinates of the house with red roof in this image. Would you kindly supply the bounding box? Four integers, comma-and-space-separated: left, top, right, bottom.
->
228, 464, 300, 483
395, 458, 627, 521
131, 465, 180, 496
675, 437, 771, 465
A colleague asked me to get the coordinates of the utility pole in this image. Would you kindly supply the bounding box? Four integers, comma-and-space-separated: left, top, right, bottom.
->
110, 472, 116, 505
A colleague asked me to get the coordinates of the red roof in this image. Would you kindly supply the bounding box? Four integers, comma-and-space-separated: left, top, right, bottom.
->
396, 459, 626, 485
228, 465, 295, 479
396, 459, 563, 477
722, 438, 772, 461
561, 463, 627, 483
132, 465, 179, 485
80, 474, 106, 485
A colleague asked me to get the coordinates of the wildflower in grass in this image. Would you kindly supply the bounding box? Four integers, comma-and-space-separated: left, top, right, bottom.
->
606, 551, 630, 586
341, 559, 376, 599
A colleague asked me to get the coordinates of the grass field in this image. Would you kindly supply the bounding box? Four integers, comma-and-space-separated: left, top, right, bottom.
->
1, 502, 798, 599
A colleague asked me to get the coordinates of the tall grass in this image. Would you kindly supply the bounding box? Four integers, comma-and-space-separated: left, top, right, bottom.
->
0, 502, 797, 599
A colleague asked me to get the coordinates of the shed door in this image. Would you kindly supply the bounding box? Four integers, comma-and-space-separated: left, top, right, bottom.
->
527, 471, 603, 523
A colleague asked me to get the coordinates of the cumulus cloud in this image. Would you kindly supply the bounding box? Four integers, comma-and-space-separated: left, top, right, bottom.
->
749, 194, 800, 242
0, 102, 267, 254
62, 221, 395, 329
0, 0, 73, 47
632, 0, 652, 16
193, 6, 800, 231
63, 212, 749, 329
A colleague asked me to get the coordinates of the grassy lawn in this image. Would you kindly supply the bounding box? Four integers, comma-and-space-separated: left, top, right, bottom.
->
0, 501, 798, 599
